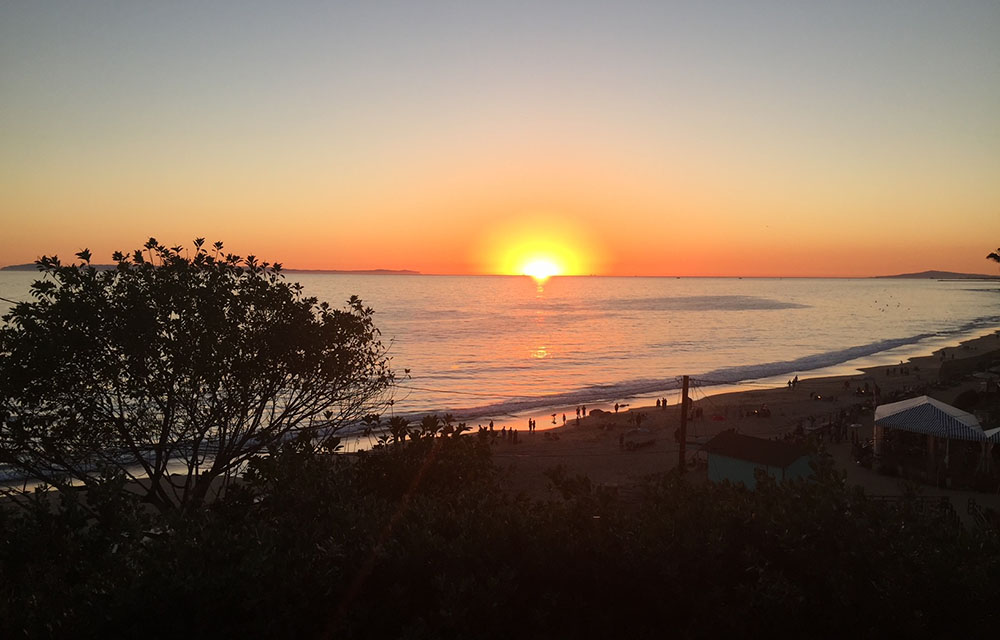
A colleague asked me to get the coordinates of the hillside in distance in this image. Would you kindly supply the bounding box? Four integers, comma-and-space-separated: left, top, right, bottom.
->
877, 270, 997, 279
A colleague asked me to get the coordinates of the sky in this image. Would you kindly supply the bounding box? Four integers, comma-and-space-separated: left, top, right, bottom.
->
1, 1, 998, 277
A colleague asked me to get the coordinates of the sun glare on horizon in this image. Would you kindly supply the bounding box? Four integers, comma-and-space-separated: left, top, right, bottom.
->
520, 257, 562, 282
483, 216, 602, 279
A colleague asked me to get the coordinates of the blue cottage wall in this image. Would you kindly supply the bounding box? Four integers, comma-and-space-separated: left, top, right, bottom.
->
708, 453, 812, 489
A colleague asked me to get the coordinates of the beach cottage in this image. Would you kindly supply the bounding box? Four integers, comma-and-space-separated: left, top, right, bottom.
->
702, 430, 813, 489
874, 395, 1000, 477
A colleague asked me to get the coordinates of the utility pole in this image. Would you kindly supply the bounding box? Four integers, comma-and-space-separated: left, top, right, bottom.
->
678, 375, 689, 474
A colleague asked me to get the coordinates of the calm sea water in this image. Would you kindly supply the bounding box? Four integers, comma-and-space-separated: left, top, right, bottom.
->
2, 272, 999, 421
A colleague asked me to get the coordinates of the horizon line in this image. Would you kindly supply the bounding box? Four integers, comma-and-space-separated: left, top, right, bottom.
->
2, 263, 996, 280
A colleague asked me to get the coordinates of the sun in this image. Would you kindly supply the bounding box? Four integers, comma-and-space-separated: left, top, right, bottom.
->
499, 238, 578, 280
521, 257, 562, 282
477, 214, 605, 278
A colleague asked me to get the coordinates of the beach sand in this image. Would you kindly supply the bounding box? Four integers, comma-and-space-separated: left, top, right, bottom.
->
493, 330, 1000, 517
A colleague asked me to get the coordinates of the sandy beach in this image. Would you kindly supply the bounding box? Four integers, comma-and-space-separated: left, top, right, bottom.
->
492, 330, 1000, 516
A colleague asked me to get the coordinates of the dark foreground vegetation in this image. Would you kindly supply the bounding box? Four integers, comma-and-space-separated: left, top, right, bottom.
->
2, 436, 998, 640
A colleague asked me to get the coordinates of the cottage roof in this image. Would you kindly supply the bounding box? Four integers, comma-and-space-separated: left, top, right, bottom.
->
702, 430, 808, 469
874, 395, 1000, 442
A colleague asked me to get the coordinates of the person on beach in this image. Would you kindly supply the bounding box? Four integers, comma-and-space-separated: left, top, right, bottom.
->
582, 405, 587, 416
615, 403, 619, 413
551, 413, 557, 424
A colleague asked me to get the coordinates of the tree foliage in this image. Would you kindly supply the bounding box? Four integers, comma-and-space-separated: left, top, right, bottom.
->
0, 238, 393, 512
988, 247, 1000, 265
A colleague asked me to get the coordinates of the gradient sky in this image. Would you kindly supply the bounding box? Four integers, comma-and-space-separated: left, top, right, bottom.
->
2, 1, 998, 276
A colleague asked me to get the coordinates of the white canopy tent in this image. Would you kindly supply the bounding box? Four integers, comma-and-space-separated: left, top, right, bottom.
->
874, 395, 1000, 472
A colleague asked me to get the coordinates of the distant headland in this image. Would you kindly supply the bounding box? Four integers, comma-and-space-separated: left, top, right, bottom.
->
0, 263, 419, 275
875, 270, 998, 280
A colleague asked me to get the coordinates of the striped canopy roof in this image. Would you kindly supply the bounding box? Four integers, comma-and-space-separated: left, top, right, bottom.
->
875, 396, 1000, 443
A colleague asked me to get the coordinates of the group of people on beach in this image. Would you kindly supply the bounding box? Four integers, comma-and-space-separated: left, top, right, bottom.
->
788, 406, 864, 447
477, 421, 519, 444
885, 365, 916, 376
852, 381, 881, 401
739, 404, 769, 418
521, 406, 588, 433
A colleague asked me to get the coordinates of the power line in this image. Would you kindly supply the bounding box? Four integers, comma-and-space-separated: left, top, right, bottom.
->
690, 378, 789, 387
394, 383, 542, 399
398, 376, 697, 400
396, 375, 797, 404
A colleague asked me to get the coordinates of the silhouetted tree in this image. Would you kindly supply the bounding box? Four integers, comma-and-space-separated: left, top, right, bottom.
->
0, 238, 394, 513
386, 415, 409, 444
988, 248, 1000, 265
419, 414, 441, 438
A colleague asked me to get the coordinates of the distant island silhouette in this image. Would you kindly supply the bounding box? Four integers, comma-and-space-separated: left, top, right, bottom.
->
875, 270, 997, 279
0, 263, 419, 275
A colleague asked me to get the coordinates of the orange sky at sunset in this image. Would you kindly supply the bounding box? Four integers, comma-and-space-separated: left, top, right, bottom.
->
1, 3, 998, 277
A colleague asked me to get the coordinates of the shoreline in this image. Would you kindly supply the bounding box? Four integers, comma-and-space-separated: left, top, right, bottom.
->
500, 324, 1000, 433
337, 325, 1000, 449
490, 328, 1000, 513
385, 320, 1000, 427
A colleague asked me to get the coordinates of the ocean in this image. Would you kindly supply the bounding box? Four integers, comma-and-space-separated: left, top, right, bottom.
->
3, 271, 999, 424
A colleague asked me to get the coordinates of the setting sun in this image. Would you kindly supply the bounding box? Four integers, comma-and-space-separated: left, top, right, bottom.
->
476, 215, 605, 277
521, 257, 562, 281
500, 239, 579, 278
